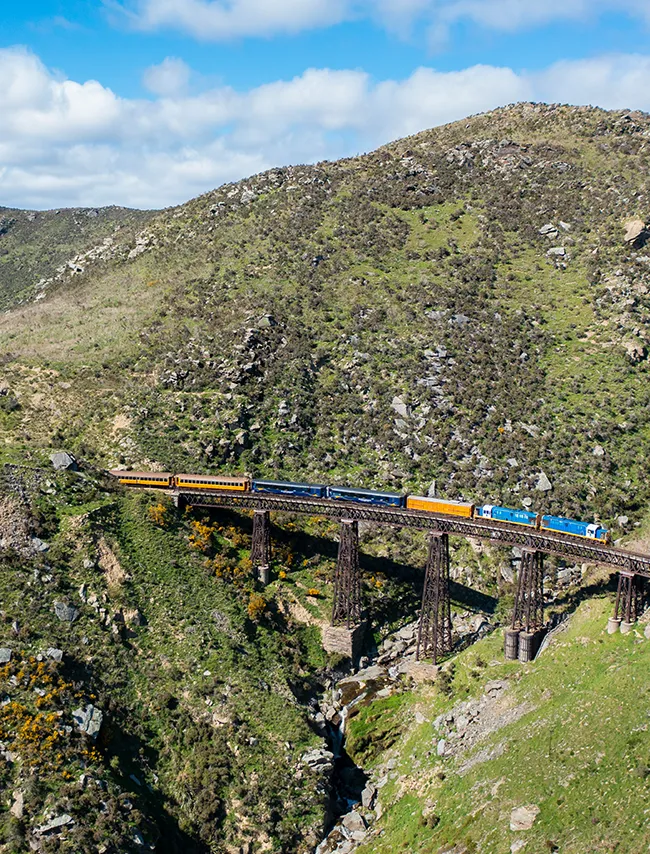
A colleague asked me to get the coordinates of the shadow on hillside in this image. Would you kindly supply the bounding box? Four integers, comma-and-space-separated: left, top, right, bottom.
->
199, 506, 498, 632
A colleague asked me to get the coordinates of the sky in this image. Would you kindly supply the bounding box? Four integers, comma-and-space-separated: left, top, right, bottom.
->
2, 1, 650, 210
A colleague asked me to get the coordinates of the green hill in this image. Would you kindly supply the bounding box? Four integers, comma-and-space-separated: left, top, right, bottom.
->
2, 102, 650, 852
2, 103, 650, 530
346, 596, 650, 854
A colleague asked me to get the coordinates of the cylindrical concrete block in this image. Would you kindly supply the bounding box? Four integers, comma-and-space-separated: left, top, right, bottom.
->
257, 565, 270, 585
621, 620, 634, 635
518, 631, 535, 663
504, 629, 520, 660
607, 617, 621, 634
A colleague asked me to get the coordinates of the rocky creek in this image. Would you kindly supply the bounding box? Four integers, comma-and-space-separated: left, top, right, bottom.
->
309, 611, 494, 853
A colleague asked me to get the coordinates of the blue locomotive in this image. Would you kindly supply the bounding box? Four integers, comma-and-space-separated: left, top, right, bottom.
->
475, 504, 538, 527
541, 514, 609, 542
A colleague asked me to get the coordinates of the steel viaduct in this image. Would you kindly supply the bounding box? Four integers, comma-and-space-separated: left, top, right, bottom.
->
173, 488, 647, 663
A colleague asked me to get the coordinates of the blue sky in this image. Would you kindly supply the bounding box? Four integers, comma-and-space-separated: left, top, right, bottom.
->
2, 1, 650, 208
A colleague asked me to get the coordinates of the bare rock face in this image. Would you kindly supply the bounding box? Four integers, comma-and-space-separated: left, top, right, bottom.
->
624, 218, 647, 244
510, 804, 540, 831
72, 704, 104, 739
50, 451, 78, 471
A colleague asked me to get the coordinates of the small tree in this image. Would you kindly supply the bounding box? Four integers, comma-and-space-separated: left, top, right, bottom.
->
148, 502, 169, 528
247, 593, 267, 623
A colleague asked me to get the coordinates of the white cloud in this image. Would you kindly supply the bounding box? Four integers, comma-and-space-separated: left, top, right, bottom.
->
115, 0, 350, 40
111, 0, 650, 41
2, 46, 650, 210
143, 56, 192, 96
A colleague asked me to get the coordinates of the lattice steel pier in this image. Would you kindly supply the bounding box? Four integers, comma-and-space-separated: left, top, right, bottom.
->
512, 549, 545, 632
609, 571, 644, 633
250, 510, 271, 584
416, 532, 453, 663
331, 519, 362, 628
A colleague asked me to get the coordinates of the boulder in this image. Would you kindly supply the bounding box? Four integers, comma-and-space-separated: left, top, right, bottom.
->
10, 791, 23, 819
35, 814, 73, 834
46, 648, 63, 662
72, 704, 104, 739
547, 246, 566, 257
341, 811, 366, 833
624, 339, 646, 363
0, 648, 12, 664
54, 602, 79, 623
624, 219, 646, 244
593, 445, 605, 457
301, 747, 335, 774
50, 452, 78, 471
361, 783, 377, 808
539, 223, 558, 237
485, 679, 508, 696
390, 396, 410, 418
535, 472, 552, 492
510, 804, 540, 831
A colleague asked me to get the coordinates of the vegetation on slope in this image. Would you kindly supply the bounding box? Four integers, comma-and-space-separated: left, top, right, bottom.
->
0, 466, 334, 853
1, 104, 650, 533
347, 596, 650, 854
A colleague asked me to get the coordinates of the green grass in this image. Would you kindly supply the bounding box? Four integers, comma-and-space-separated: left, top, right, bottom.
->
351, 597, 650, 854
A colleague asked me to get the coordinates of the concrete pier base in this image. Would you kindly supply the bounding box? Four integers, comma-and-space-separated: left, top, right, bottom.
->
257, 564, 270, 585
607, 617, 622, 634
620, 620, 635, 635
504, 629, 520, 661
322, 622, 366, 662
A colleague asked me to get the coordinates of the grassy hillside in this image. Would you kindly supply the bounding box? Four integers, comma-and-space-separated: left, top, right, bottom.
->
0, 206, 153, 311
346, 596, 650, 854
3, 102, 650, 851
1, 104, 650, 533
0, 467, 333, 853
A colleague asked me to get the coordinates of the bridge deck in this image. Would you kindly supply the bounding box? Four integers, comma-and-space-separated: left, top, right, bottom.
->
176, 489, 650, 576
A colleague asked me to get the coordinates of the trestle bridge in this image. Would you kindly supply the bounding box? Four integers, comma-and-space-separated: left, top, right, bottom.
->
173, 489, 648, 663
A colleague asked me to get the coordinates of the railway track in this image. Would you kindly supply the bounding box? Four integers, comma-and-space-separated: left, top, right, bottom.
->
175, 489, 650, 576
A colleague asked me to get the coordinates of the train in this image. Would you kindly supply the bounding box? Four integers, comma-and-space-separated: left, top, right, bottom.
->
109, 471, 610, 544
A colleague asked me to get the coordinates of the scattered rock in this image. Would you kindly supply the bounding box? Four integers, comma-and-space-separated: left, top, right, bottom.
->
50, 452, 78, 471
593, 445, 605, 457
437, 738, 447, 756
510, 804, 540, 831
0, 648, 12, 663
72, 704, 104, 739
535, 472, 552, 492
45, 648, 63, 662
301, 747, 335, 774
10, 791, 24, 819
35, 814, 74, 834
539, 223, 558, 237
547, 246, 566, 257
624, 219, 647, 244
54, 602, 79, 623
341, 811, 366, 833
618, 516, 629, 527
